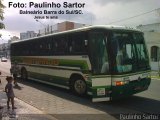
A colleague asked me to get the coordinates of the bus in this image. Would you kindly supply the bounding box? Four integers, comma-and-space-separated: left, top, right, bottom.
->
10, 25, 151, 102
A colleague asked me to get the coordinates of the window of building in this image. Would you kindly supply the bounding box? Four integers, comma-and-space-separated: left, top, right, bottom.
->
151, 46, 159, 62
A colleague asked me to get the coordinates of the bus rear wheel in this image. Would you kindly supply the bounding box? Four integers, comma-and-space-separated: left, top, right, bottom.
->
21, 69, 28, 80
72, 79, 87, 95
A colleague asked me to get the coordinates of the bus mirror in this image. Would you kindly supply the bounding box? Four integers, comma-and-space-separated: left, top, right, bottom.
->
85, 40, 88, 46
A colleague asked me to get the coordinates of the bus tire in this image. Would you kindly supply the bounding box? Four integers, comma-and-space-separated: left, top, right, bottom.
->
21, 68, 28, 80
72, 78, 87, 96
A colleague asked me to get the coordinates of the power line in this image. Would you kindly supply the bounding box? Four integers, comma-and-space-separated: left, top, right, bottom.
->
108, 7, 160, 24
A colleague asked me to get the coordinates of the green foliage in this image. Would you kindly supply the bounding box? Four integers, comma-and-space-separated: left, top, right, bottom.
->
0, 0, 5, 29
0, 22, 5, 29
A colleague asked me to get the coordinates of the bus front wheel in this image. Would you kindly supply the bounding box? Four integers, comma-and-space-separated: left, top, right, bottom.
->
72, 79, 87, 95
21, 68, 28, 80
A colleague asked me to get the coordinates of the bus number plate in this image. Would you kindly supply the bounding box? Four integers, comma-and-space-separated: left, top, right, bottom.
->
97, 88, 105, 96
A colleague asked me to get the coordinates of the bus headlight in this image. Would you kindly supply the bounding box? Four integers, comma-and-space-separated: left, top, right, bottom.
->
115, 81, 125, 86
115, 79, 129, 86
123, 77, 130, 84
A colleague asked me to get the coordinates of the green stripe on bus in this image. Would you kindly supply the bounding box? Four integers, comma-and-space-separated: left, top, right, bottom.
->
59, 59, 89, 70
92, 86, 111, 89
111, 70, 151, 78
91, 70, 150, 78
111, 78, 151, 99
91, 75, 111, 78
28, 72, 69, 86
11, 56, 89, 70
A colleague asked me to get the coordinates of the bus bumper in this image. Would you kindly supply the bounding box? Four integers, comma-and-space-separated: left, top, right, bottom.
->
111, 78, 151, 100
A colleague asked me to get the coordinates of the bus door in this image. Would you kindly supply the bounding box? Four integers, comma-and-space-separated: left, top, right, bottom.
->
89, 31, 112, 102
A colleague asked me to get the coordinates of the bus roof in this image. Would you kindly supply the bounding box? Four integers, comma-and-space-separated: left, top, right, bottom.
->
11, 25, 141, 44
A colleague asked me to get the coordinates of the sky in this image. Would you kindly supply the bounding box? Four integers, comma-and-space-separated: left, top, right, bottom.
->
0, 0, 160, 43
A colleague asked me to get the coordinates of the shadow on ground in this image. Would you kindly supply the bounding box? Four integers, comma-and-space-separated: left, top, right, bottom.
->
16, 78, 160, 120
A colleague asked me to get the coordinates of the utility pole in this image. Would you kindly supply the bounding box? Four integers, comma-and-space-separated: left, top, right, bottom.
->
36, 20, 48, 35
158, 48, 160, 76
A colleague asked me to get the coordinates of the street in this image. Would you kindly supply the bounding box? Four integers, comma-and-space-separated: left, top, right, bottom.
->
0, 61, 160, 120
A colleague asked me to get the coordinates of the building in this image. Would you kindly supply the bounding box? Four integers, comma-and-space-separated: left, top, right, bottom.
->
9, 36, 19, 42
20, 31, 37, 40
0, 36, 20, 58
137, 23, 160, 71
0, 43, 9, 58
38, 21, 88, 36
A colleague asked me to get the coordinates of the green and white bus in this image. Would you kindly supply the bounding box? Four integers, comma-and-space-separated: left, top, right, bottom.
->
10, 25, 151, 102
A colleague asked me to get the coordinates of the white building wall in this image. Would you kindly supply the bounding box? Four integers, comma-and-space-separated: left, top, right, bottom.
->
20, 33, 28, 40
142, 31, 160, 70
137, 23, 160, 71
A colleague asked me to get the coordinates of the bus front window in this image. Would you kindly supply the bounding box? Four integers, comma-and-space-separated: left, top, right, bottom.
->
111, 31, 150, 74
133, 33, 150, 69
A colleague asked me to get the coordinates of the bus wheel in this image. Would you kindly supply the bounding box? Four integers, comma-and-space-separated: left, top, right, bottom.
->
73, 79, 87, 95
21, 69, 28, 80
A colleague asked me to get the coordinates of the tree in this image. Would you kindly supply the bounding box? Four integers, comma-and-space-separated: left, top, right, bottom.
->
0, 0, 5, 29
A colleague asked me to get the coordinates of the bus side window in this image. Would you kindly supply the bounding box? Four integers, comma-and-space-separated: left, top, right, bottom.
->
51, 37, 56, 55
54, 36, 64, 55
68, 34, 75, 55
68, 39, 73, 54
89, 32, 109, 74
71, 32, 88, 55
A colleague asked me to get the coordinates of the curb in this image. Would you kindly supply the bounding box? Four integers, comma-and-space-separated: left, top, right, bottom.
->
151, 76, 160, 80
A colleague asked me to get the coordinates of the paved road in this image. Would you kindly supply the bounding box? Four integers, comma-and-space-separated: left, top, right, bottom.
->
0, 60, 11, 74
0, 61, 160, 120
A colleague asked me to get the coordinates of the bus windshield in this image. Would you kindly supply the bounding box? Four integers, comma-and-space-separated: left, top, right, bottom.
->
110, 31, 150, 74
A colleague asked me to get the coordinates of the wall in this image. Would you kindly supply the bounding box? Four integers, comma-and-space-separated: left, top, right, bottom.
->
143, 32, 160, 71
